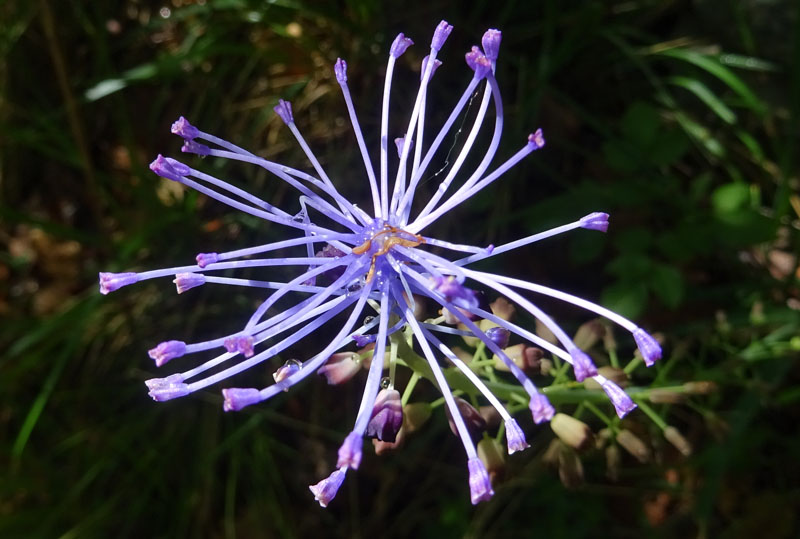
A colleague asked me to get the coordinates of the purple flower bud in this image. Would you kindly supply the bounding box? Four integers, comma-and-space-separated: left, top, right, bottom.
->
570, 349, 598, 382
465, 46, 492, 79
318, 352, 361, 385
431, 20, 453, 52
173, 272, 206, 294
481, 29, 502, 61
309, 468, 346, 508
447, 397, 487, 441
196, 252, 219, 268
273, 359, 301, 384
633, 328, 662, 366
224, 334, 255, 358
171, 116, 199, 140
390, 33, 414, 58
434, 275, 479, 310
334, 58, 347, 84
504, 418, 529, 454
485, 326, 510, 349
467, 457, 494, 504
149, 154, 186, 182
528, 128, 545, 149
148, 340, 187, 367
394, 137, 413, 157
144, 373, 184, 390
148, 382, 190, 401
529, 393, 555, 424
579, 212, 610, 233
352, 333, 375, 348
420, 55, 442, 80
365, 388, 403, 442
273, 99, 294, 124
601, 380, 637, 418
98, 272, 139, 295
181, 139, 211, 156
222, 387, 262, 412
337, 431, 363, 469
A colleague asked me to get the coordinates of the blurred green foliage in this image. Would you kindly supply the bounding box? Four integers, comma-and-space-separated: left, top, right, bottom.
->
1, 0, 799, 537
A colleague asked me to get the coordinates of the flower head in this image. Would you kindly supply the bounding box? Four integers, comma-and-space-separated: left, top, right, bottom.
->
101, 21, 662, 507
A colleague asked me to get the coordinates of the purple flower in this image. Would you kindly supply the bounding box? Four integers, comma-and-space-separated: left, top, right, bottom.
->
365, 388, 403, 442
101, 22, 662, 507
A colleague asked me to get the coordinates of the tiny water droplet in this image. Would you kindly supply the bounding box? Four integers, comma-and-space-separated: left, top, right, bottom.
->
286, 358, 302, 368
363, 315, 375, 325
380, 377, 391, 389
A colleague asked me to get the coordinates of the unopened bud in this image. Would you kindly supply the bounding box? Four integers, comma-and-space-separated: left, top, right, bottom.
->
683, 381, 718, 395
664, 426, 692, 456
648, 388, 686, 404
318, 352, 361, 385
447, 397, 487, 442
584, 366, 628, 389
606, 444, 621, 481
403, 402, 432, 433
493, 343, 543, 374
616, 429, 651, 463
550, 413, 594, 451
558, 445, 584, 488
573, 319, 606, 350
489, 297, 515, 321
477, 438, 506, 484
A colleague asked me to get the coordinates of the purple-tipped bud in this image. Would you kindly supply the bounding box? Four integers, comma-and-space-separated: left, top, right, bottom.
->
504, 418, 530, 454
149, 154, 187, 182
435, 275, 479, 310
148, 340, 187, 367
334, 58, 347, 84
529, 393, 555, 423
318, 352, 361, 385
224, 334, 255, 358
390, 33, 414, 58
222, 387, 262, 412
181, 139, 211, 156
485, 326, 510, 349
579, 212, 610, 233
174, 272, 206, 294
309, 468, 346, 508
273, 359, 300, 384
465, 46, 492, 79
365, 388, 403, 442
98, 272, 139, 295
171, 116, 199, 140
196, 252, 219, 268
431, 20, 453, 52
394, 137, 413, 157
273, 99, 294, 124
144, 373, 184, 390
447, 397, 487, 441
601, 380, 637, 418
570, 349, 598, 382
337, 431, 363, 469
352, 333, 375, 348
528, 128, 545, 149
467, 457, 494, 504
420, 55, 442, 80
481, 29, 502, 61
633, 328, 662, 366
148, 382, 190, 402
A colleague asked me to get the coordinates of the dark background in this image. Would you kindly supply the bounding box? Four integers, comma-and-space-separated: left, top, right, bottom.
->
1, 0, 799, 537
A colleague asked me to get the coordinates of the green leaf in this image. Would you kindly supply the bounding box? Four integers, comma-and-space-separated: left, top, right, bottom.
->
657, 48, 766, 115
601, 281, 648, 320
667, 76, 737, 124
711, 182, 750, 215
650, 263, 685, 308
621, 101, 661, 147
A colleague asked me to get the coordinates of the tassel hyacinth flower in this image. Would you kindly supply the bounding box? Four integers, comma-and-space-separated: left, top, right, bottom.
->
101, 21, 662, 506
